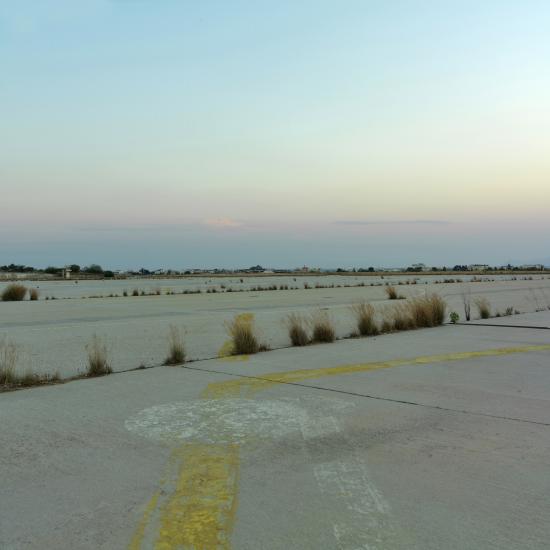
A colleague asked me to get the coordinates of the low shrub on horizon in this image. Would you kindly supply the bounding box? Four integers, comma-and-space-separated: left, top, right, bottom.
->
1, 283, 27, 302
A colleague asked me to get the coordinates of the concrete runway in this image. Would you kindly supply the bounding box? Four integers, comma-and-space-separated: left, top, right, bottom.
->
1, 312, 549, 549
2, 276, 550, 378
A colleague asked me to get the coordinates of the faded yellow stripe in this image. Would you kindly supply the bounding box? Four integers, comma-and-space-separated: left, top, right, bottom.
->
130, 342, 550, 548
156, 443, 240, 550
202, 344, 550, 399
128, 491, 160, 550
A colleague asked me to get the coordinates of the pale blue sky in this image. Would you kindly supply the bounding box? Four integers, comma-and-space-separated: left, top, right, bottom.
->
1, 1, 549, 268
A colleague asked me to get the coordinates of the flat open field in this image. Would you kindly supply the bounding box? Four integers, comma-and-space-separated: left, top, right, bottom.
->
1, 311, 549, 549
1, 275, 550, 379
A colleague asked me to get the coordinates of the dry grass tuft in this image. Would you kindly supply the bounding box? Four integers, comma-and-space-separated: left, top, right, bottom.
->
285, 313, 310, 346
385, 286, 400, 300
388, 304, 416, 331
164, 325, 186, 365
474, 297, 491, 319
0, 337, 18, 385
225, 314, 259, 355
310, 310, 336, 343
85, 335, 112, 376
383, 294, 447, 332
409, 294, 446, 327
1, 283, 28, 301
350, 302, 379, 336
29, 288, 39, 301
0, 338, 60, 390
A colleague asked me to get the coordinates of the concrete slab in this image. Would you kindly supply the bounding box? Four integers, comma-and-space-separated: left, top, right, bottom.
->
1, 314, 549, 549
1, 277, 550, 378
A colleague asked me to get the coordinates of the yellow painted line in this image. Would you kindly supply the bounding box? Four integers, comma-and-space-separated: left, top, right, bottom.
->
128, 491, 160, 550
130, 342, 550, 548
156, 443, 240, 550
202, 344, 550, 399
130, 444, 240, 550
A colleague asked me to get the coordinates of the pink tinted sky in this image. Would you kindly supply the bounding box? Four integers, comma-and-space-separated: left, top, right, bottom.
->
1, 1, 549, 268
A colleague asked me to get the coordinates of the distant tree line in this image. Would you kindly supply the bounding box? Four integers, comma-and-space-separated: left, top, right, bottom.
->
0, 263, 114, 277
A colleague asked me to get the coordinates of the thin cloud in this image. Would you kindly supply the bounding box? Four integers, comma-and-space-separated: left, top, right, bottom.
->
203, 217, 244, 228
334, 220, 452, 226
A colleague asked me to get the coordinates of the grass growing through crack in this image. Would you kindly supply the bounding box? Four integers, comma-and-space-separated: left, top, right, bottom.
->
388, 303, 416, 331
1, 283, 28, 301
285, 313, 310, 346
409, 294, 446, 327
310, 310, 336, 343
0, 337, 18, 385
350, 302, 379, 336
382, 294, 447, 332
0, 337, 60, 390
164, 325, 186, 365
85, 334, 112, 376
474, 297, 491, 319
225, 313, 260, 355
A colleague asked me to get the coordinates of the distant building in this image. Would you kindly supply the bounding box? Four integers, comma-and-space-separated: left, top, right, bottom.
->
519, 264, 544, 270
62, 266, 72, 279
468, 264, 489, 271
408, 263, 429, 272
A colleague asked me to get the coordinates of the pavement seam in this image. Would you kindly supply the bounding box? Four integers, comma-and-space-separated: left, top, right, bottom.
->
451, 322, 550, 329
179, 363, 550, 428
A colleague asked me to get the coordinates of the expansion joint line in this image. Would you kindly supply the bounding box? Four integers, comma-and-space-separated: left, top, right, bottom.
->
180, 364, 550, 428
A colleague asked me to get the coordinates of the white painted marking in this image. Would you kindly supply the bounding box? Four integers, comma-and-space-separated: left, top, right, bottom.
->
300, 415, 341, 440
125, 397, 354, 445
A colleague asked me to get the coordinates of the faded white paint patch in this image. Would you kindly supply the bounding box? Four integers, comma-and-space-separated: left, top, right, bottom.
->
299, 415, 341, 441
313, 458, 395, 550
125, 397, 354, 445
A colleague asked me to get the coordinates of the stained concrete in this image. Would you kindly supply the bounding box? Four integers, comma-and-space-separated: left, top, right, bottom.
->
1, 276, 550, 378
1, 312, 549, 549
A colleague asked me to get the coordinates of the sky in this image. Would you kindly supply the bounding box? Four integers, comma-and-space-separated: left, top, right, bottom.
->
1, 0, 549, 269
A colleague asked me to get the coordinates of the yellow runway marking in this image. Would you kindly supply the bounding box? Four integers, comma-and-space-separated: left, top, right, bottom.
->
128, 491, 160, 550
130, 342, 550, 548
202, 344, 550, 399
130, 444, 239, 550
156, 444, 240, 550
